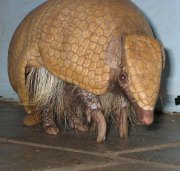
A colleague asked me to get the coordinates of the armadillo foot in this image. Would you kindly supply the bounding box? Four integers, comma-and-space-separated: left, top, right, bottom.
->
117, 108, 129, 139
70, 117, 89, 132
44, 125, 60, 135
42, 108, 59, 135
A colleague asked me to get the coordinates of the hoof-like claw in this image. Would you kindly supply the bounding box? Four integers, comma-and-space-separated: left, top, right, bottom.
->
45, 126, 60, 135
92, 111, 106, 143
97, 135, 106, 143
119, 110, 128, 139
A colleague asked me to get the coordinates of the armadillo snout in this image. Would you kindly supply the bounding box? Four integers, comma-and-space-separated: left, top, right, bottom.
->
134, 104, 154, 125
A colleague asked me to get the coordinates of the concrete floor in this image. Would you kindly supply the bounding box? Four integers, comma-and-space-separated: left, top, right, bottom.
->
0, 101, 180, 171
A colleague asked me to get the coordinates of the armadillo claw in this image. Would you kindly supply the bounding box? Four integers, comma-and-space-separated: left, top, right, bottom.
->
92, 111, 106, 143
75, 124, 89, 132
119, 112, 128, 139
87, 114, 91, 123
97, 135, 106, 143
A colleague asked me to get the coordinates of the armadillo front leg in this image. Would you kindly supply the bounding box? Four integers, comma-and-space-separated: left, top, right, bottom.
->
80, 91, 107, 142
41, 108, 59, 135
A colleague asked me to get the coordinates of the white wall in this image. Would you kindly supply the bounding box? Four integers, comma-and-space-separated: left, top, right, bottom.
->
0, 0, 179, 112
0, 0, 46, 99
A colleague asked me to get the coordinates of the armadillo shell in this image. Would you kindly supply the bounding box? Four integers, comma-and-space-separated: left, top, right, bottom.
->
8, 0, 153, 96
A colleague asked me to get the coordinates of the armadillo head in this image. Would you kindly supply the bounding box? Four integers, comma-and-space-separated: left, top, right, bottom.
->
118, 35, 165, 125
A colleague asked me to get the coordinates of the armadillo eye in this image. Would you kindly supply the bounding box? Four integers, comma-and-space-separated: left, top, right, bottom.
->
120, 74, 127, 81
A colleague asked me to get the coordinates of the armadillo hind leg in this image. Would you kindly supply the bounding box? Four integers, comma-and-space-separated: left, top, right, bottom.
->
116, 107, 129, 139
26, 67, 61, 134
79, 91, 107, 142
41, 107, 59, 135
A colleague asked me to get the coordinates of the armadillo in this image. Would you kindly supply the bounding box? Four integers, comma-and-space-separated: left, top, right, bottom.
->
8, 0, 165, 142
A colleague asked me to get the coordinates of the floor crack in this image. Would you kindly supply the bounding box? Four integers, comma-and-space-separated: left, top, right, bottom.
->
0, 136, 180, 169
